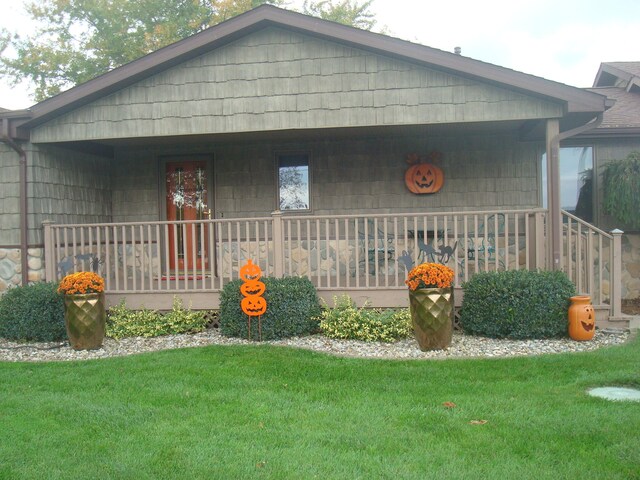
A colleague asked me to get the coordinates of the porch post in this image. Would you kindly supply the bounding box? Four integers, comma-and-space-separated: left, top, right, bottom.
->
42, 220, 56, 282
534, 211, 546, 270
610, 229, 623, 318
271, 210, 284, 278
545, 119, 561, 270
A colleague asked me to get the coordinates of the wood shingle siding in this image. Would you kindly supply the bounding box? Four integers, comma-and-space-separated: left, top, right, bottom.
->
25, 145, 111, 244
110, 131, 540, 221
31, 28, 563, 144
0, 143, 21, 245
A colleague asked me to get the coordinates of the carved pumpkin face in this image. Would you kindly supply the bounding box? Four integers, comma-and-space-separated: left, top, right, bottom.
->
404, 163, 444, 194
239, 259, 262, 281
580, 305, 595, 333
240, 280, 266, 297
242, 296, 267, 316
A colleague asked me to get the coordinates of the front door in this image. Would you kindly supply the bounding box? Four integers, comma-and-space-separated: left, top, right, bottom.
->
166, 160, 210, 271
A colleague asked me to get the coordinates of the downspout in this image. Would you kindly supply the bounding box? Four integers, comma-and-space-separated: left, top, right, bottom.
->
0, 119, 29, 286
547, 113, 604, 269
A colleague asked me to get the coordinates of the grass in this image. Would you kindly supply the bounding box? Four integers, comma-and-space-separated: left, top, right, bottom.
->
1, 336, 639, 479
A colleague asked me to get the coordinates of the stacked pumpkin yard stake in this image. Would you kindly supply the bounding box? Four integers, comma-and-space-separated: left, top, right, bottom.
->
239, 259, 267, 341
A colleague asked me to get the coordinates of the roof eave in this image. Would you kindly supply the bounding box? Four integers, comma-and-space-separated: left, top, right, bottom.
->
575, 126, 640, 138
24, 5, 608, 129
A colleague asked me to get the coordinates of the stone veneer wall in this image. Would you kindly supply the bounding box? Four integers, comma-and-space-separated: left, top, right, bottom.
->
622, 233, 640, 299
0, 248, 45, 294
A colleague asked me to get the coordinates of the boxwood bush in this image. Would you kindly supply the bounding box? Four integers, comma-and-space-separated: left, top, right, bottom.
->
459, 269, 576, 339
320, 295, 412, 342
0, 282, 66, 342
219, 276, 321, 340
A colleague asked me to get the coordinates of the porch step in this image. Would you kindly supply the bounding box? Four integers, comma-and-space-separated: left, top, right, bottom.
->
599, 314, 635, 331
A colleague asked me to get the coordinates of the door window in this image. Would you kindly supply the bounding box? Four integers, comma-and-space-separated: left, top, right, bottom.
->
166, 161, 210, 270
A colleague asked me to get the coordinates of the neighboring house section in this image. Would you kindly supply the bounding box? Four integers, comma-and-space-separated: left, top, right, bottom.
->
1, 6, 629, 324
562, 62, 640, 299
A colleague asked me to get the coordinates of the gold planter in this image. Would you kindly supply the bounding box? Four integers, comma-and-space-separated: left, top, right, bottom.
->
409, 287, 453, 351
64, 292, 106, 350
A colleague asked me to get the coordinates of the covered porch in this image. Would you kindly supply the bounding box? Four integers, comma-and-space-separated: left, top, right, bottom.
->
42, 207, 625, 326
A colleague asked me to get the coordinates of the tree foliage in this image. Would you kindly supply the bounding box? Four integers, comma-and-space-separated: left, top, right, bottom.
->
302, 0, 376, 30
601, 151, 640, 230
1, 0, 378, 102
0, 0, 282, 101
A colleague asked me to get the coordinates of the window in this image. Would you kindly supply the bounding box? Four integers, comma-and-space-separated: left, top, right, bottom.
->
278, 153, 310, 211
541, 146, 593, 221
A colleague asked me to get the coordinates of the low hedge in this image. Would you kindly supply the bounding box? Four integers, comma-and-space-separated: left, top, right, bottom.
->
106, 297, 208, 339
459, 269, 575, 339
320, 295, 412, 342
0, 282, 66, 342
219, 276, 321, 340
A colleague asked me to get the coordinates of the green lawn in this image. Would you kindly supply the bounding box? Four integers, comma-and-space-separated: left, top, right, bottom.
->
1, 336, 639, 479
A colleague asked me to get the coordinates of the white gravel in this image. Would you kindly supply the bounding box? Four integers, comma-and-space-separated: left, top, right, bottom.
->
0, 328, 631, 362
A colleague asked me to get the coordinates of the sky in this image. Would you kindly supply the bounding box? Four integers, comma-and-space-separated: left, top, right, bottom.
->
0, 0, 639, 110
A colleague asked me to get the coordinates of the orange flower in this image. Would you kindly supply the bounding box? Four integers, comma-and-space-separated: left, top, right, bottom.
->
58, 271, 105, 295
405, 263, 454, 290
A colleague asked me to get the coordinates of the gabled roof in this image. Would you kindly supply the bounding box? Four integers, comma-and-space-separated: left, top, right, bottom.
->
22, 5, 610, 129
587, 87, 640, 128
593, 62, 640, 92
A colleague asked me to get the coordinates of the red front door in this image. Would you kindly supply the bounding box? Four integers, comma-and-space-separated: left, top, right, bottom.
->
166, 161, 210, 271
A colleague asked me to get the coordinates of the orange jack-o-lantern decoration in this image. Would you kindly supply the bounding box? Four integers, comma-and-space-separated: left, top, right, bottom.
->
240, 259, 267, 319
568, 295, 595, 341
240, 279, 266, 297
404, 163, 444, 194
239, 259, 262, 281
241, 296, 267, 316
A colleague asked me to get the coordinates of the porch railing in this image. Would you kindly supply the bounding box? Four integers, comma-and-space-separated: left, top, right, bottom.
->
43, 209, 546, 294
278, 209, 546, 289
559, 210, 623, 316
43, 217, 276, 293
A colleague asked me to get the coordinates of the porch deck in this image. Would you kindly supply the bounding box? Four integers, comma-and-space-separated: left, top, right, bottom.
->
43, 208, 624, 323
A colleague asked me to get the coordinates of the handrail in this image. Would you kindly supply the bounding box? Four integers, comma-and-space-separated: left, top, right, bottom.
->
44, 208, 548, 229
45, 215, 276, 229
561, 210, 613, 239
278, 208, 547, 221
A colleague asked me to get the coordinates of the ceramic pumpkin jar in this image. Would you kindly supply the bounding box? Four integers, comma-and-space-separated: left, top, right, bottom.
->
568, 295, 595, 341
404, 163, 444, 194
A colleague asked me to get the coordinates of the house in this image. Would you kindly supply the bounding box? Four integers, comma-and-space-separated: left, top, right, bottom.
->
570, 62, 640, 301
0, 6, 628, 326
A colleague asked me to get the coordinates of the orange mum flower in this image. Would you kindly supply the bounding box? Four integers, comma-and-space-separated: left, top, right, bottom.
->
405, 263, 454, 290
58, 271, 105, 295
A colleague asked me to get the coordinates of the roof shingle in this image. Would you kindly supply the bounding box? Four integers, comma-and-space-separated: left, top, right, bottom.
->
587, 87, 640, 128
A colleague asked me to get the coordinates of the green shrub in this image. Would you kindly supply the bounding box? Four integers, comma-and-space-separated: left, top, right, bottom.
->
320, 295, 412, 342
0, 282, 66, 342
106, 297, 208, 339
219, 276, 321, 340
459, 269, 576, 339
602, 151, 640, 229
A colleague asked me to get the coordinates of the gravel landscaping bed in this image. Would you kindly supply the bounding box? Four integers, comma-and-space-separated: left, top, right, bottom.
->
0, 328, 631, 362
